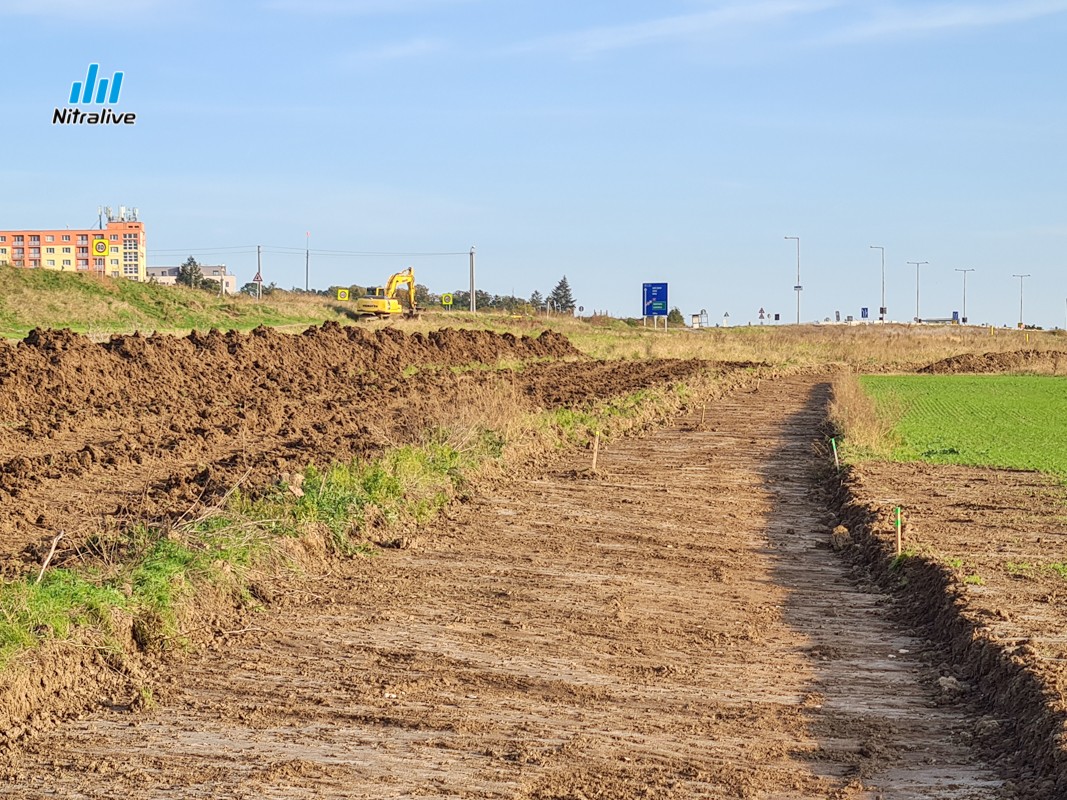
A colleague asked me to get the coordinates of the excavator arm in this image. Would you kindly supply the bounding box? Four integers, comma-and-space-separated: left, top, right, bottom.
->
384, 267, 418, 316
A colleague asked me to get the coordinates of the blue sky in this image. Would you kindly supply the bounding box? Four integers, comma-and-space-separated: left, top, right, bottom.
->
3, 0, 1067, 326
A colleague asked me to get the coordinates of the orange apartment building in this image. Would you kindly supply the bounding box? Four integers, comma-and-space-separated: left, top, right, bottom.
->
0, 208, 146, 282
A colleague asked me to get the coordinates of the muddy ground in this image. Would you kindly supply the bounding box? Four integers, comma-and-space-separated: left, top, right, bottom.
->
2, 330, 1067, 797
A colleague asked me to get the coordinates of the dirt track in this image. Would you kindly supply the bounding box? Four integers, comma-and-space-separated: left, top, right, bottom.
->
1, 376, 1010, 798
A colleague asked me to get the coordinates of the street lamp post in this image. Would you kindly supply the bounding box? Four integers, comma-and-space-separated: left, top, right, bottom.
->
1013, 273, 1031, 327
955, 268, 974, 323
906, 260, 928, 322
870, 246, 885, 322
784, 236, 801, 324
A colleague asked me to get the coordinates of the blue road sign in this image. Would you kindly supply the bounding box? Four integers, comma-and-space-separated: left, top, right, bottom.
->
643, 282, 668, 316
952, 311, 960, 322
861, 307, 869, 319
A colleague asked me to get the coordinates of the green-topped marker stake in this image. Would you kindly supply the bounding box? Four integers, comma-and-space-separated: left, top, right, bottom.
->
895, 507, 903, 556
830, 437, 840, 471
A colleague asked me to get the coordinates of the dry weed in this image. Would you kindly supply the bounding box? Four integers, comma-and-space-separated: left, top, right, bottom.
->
829, 373, 901, 458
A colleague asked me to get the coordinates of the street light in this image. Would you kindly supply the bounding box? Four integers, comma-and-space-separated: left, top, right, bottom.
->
784, 236, 801, 324
870, 246, 885, 322
954, 268, 974, 324
906, 260, 928, 322
1013, 273, 1031, 327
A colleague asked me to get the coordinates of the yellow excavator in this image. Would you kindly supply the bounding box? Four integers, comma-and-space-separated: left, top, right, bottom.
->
354, 267, 419, 318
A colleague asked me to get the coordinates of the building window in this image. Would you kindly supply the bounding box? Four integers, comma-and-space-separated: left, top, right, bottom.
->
46, 259, 55, 266
123, 264, 139, 275
45, 247, 55, 254
45, 235, 54, 242
110, 246, 119, 254
0, 248, 6, 254
94, 258, 105, 268
0, 236, 6, 242
77, 234, 88, 244
30, 259, 40, 267
110, 259, 119, 265
62, 235, 70, 242
123, 250, 138, 263
29, 248, 40, 256
77, 246, 88, 255
14, 235, 23, 243
29, 235, 40, 243
123, 233, 139, 249
110, 234, 119, 241
62, 247, 71, 253
77, 258, 89, 268
63, 259, 72, 266
13, 248, 23, 256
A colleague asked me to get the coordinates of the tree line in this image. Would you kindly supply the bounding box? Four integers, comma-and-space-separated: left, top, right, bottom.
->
172, 258, 580, 315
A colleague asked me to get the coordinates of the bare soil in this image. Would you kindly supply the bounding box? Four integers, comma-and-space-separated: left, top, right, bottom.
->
918, 349, 1067, 375
0, 376, 1017, 798
0, 324, 713, 572
834, 461, 1067, 796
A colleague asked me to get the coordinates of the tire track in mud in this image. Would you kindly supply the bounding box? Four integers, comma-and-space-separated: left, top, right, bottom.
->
0, 377, 1004, 798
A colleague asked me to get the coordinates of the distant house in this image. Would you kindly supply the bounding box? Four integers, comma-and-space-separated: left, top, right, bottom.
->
147, 264, 237, 295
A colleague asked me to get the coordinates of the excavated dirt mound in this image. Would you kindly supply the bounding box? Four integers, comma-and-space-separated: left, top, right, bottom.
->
0, 324, 708, 574
919, 349, 1067, 374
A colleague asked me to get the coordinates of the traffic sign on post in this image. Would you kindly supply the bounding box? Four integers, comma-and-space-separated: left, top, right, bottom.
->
642, 283, 668, 316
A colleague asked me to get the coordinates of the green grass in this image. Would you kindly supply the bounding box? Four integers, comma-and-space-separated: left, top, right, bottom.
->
859, 375, 1067, 477
289, 441, 470, 552
0, 433, 491, 666
0, 264, 351, 338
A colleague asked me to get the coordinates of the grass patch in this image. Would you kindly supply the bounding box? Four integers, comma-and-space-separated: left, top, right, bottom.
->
839, 375, 1067, 477
290, 441, 470, 552
0, 264, 352, 338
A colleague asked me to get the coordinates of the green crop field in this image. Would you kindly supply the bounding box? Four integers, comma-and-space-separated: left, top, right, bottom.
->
859, 375, 1067, 477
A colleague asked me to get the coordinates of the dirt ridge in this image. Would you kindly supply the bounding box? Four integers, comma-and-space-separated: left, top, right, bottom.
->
919, 349, 1067, 375
828, 471, 1067, 797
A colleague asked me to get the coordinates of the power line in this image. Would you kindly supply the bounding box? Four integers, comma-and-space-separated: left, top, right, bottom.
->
147, 245, 468, 258
261, 245, 468, 257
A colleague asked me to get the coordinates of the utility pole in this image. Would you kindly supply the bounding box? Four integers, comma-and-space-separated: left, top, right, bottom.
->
257, 244, 262, 301
870, 246, 885, 322
1013, 273, 1031, 327
784, 236, 801, 324
305, 231, 310, 292
907, 261, 928, 322
955, 268, 974, 323
469, 246, 476, 313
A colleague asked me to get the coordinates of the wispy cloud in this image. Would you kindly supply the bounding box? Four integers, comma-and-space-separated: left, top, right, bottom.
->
264, 0, 474, 14
339, 37, 447, 64
0, 0, 171, 18
509, 1, 842, 57
820, 0, 1067, 44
